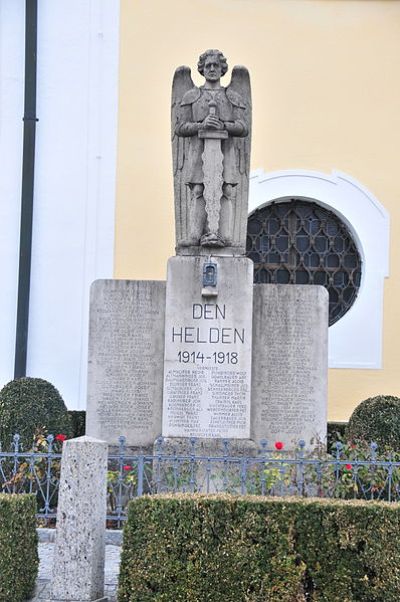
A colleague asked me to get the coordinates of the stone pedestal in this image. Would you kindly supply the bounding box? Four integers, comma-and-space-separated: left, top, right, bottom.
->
49, 436, 108, 602
162, 256, 253, 439
86, 279, 165, 447
153, 437, 258, 494
251, 284, 328, 450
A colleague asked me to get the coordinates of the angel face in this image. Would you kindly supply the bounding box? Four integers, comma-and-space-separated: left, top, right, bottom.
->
203, 55, 222, 83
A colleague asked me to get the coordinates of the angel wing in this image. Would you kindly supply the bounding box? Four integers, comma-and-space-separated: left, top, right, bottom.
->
171, 66, 194, 248
226, 66, 252, 252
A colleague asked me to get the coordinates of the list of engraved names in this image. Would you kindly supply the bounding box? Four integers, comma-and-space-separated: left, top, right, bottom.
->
164, 302, 250, 437
87, 280, 165, 446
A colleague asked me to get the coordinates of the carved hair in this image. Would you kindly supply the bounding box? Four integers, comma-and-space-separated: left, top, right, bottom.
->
197, 49, 228, 76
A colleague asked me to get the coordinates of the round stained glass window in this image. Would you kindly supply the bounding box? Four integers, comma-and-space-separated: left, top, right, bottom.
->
246, 199, 362, 325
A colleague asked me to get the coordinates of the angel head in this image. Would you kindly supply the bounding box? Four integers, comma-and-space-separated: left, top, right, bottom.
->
197, 49, 228, 82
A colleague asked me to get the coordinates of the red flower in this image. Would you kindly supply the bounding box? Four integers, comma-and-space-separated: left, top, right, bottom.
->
123, 465, 132, 471
55, 434, 67, 442
275, 441, 284, 451
344, 463, 352, 471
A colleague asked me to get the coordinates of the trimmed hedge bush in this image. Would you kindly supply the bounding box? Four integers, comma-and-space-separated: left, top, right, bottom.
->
346, 395, 400, 451
0, 377, 73, 450
68, 410, 86, 438
0, 494, 39, 602
118, 494, 400, 602
327, 421, 347, 448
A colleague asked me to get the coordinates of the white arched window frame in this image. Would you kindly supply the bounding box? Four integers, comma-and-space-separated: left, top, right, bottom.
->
249, 169, 390, 369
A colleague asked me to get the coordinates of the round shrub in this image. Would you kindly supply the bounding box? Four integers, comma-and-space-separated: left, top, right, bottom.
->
0, 377, 73, 450
346, 395, 400, 451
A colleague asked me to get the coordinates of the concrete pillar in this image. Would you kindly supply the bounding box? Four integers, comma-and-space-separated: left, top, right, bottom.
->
49, 436, 108, 602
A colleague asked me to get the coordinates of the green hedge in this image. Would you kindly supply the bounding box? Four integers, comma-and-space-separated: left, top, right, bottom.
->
68, 410, 86, 438
0, 494, 39, 602
327, 421, 347, 448
0, 377, 72, 450
118, 495, 400, 602
346, 395, 400, 451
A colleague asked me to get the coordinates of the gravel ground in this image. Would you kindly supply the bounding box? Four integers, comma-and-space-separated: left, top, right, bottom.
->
28, 542, 121, 601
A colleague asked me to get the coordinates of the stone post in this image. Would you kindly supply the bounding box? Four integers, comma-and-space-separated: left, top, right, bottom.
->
49, 436, 108, 602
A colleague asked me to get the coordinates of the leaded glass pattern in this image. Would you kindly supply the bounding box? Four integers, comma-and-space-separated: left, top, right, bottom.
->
246, 199, 362, 325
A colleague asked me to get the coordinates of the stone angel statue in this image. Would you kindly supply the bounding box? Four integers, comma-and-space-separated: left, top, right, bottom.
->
171, 49, 251, 254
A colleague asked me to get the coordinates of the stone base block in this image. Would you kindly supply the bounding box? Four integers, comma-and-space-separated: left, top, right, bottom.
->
177, 245, 245, 257
156, 437, 258, 456
153, 437, 258, 494
108, 443, 154, 458
44, 597, 108, 602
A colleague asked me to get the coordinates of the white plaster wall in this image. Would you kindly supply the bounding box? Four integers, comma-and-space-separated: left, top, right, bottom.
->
0, 1, 119, 408
0, 2, 25, 385
249, 169, 390, 370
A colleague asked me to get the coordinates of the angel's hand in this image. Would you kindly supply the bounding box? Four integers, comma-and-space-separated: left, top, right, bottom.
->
202, 115, 224, 130
224, 120, 246, 136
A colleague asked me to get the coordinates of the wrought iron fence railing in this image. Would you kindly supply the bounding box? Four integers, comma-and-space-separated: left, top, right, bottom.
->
1, 434, 400, 526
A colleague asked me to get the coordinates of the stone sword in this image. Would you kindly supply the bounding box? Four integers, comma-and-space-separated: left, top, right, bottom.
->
198, 100, 228, 243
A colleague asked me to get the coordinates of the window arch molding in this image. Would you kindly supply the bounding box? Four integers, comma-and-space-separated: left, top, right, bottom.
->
248, 169, 390, 369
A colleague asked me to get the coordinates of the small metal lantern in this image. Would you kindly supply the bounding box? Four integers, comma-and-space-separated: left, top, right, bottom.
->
203, 260, 217, 288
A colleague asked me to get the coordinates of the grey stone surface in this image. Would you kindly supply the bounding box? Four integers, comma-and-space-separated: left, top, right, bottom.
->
38, 528, 57, 543
157, 437, 257, 456
38, 529, 122, 547
172, 50, 251, 254
155, 437, 257, 493
86, 279, 165, 447
43, 594, 109, 602
49, 436, 108, 602
29, 543, 120, 602
251, 284, 328, 450
162, 256, 253, 438
103, 530, 122, 547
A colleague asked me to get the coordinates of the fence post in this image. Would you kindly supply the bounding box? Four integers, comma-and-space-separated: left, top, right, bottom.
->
137, 454, 144, 497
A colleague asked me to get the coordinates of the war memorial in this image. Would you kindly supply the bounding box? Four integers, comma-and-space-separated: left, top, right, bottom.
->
16, 48, 398, 602
86, 49, 328, 454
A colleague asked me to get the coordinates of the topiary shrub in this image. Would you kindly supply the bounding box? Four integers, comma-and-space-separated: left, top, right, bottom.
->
327, 421, 347, 448
0, 377, 73, 450
346, 395, 400, 451
68, 410, 86, 438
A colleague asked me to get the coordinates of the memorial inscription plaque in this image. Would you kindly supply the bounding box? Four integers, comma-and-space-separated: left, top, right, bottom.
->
86, 279, 165, 446
251, 284, 328, 449
162, 256, 253, 439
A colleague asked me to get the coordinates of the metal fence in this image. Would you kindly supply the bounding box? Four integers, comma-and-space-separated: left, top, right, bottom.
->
1, 434, 400, 526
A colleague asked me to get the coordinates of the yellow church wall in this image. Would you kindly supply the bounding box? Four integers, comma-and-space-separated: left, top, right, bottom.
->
115, 0, 400, 421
